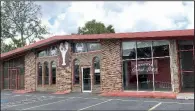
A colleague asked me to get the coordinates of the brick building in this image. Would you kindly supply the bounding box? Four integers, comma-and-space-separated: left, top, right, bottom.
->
0, 29, 194, 95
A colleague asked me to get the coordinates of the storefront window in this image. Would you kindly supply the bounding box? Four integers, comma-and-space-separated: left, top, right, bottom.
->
38, 46, 58, 57
74, 43, 87, 53
73, 42, 101, 53
153, 41, 169, 57
137, 41, 152, 58
38, 50, 47, 57
153, 41, 171, 91
74, 59, 80, 84
93, 57, 100, 85
51, 61, 56, 84
122, 41, 137, 90
44, 62, 49, 85
38, 63, 42, 85
87, 43, 101, 51
122, 40, 171, 91
122, 42, 136, 59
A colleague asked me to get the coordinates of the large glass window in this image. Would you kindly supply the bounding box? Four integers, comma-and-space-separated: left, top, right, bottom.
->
122, 42, 137, 90
73, 42, 101, 53
153, 41, 169, 57
153, 41, 171, 91
122, 42, 136, 59
38, 63, 42, 85
122, 40, 171, 91
87, 43, 101, 51
38, 50, 47, 57
44, 62, 49, 85
38, 46, 58, 57
93, 57, 100, 85
51, 61, 56, 84
74, 59, 80, 84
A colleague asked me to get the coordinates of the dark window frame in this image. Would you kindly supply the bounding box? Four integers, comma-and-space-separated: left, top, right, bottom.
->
51, 61, 56, 85
73, 59, 80, 85
93, 57, 100, 85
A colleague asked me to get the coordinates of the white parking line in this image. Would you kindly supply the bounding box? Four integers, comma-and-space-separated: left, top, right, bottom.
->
148, 102, 162, 111
21, 97, 75, 110
78, 99, 112, 111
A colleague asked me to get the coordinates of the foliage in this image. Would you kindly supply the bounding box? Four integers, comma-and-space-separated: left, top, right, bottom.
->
77, 19, 115, 35
1, 1, 48, 53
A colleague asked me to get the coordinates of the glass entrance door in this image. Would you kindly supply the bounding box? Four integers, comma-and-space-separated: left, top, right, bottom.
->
82, 67, 91, 92
178, 40, 194, 92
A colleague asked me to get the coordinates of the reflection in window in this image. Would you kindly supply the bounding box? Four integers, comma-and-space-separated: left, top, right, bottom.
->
87, 43, 101, 51
49, 46, 58, 56
38, 63, 42, 85
122, 42, 136, 59
137, 41, 152, 58
74, 43, 87, 53
153, 41, 169, 57
123, 60, 138, 90
73, 42, 101, 53
93, 57, 100, 85
122, 40, 171, 91
38, 46, 58, 57
44, 62, 49, 85
38, 50, 47, 57
51, 61, 56, 84
74, 59, 80, 84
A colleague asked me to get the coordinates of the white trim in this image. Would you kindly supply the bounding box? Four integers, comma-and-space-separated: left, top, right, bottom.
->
81, 67, 92, 93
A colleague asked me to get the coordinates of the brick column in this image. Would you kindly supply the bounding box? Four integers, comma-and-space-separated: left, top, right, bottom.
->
100, 39, 122, 93
24, 52, 36, 91
169, 40, 180, 93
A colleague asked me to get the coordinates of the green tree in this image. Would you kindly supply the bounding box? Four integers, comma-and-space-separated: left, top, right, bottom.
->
78, 19, 115, 35
1, 1, 48, 53
1, 41, 17, 53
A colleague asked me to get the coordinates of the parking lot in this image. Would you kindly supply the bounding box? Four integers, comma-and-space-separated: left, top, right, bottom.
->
1, 91, 194, 110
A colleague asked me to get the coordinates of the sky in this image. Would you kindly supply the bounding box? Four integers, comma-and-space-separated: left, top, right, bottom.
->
34, 1, 194, 38
3, 1, 193, 44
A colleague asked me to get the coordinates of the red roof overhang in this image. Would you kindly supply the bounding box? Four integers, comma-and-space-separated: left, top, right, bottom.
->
1, 29, 194, 60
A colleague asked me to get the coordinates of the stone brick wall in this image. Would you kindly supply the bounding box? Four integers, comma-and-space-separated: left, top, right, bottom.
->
56, 47, 72, 92
56, 62, 72, 92
72, 51, 101, 93
169, 40, 180, 93
100, 39, 122, 93
24, 52, 36, 91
